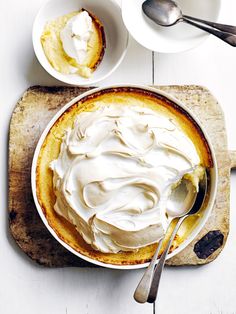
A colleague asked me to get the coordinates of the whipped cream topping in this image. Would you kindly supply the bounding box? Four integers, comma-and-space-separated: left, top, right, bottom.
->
50, 104, 201, 253
60, 11, 93, 65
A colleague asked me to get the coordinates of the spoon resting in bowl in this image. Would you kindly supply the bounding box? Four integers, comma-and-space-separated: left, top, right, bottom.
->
134, 171, 208, 304
142, 0, 236, 47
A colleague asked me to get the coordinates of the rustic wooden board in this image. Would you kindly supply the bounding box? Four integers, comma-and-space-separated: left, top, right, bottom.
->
8, 85, 236, 267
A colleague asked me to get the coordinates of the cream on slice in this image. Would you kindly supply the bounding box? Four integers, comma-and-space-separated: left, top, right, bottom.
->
50, 104, 203, 253
60, 11, 93, 77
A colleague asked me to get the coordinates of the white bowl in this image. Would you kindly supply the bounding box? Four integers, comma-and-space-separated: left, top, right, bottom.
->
32, 0, 129, 86
31, 85, 218, 269
122, 0, 221, 53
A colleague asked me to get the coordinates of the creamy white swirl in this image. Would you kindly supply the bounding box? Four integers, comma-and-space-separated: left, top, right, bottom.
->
50, 104, 200, 253
60, 11, 93, 66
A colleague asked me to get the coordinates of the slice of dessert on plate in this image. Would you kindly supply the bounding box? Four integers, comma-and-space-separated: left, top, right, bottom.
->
41, 9, 105, 78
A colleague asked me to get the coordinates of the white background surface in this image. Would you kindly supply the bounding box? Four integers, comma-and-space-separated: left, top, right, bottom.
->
1, 0, 236, 313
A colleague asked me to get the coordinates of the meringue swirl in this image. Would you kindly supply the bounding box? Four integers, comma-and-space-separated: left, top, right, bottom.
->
50, 104, 200, 253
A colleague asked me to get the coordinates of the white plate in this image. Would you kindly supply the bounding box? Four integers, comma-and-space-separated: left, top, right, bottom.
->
31, 85, 218, 269
122, 0, 221, 53
32, 0, 129, 86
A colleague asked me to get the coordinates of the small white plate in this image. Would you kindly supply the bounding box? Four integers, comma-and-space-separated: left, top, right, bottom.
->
122, 0, 221, 53
33, 0, 129, 86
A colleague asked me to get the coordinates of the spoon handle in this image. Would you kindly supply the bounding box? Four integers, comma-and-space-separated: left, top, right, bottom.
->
182, 16, 236, 47
133, 236, 164, 303
183, 15, 236, 35
147, 216, 186, 303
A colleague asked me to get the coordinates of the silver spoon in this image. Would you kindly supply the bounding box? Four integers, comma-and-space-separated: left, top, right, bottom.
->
142, 0, 236, 47
147, 173, 207, 303
134, 172, 207, 304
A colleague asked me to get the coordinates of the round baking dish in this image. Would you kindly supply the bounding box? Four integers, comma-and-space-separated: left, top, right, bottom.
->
31, 85, 218, 269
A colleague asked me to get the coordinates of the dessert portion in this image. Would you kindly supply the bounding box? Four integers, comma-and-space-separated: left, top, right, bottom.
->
36, 88, 212, 264
50, 105, 203, 253
41, 9, 105, 78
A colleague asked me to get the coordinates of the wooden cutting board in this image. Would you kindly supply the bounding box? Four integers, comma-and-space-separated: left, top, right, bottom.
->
8, 85, 236, 267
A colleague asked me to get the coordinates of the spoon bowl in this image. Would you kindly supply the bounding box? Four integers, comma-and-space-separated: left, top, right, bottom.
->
166, 178, 197, 217
142, 0, 182, 26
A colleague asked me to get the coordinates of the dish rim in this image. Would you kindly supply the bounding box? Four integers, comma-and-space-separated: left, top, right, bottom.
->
31, 84, 218, 269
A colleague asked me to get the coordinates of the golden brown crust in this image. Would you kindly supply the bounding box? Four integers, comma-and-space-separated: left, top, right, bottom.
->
36, 87, 213, 265
82, 8, 106, 71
